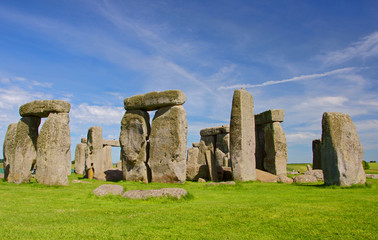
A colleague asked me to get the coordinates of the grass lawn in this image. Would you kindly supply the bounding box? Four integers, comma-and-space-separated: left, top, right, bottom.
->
0, 173, 377, 240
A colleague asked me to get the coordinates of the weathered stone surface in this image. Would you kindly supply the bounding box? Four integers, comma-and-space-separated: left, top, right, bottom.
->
278, 175, 293, 184
303, 169, 324, 181
104, 169, 123, 182
263, 122, 288, 176
124, 90, 186, 111
255, 124, 265, 170
256, 169, 278, 183
197, 135, 214, 180
72, 179, 91, 184
207, 181, 236, 186
200, 125, 230, 136
198, 178, 206, 183
93, 184, 124, 196
312, 139, 322, 169
74, 143, 86, 175
192, 142, 200, 148
186, 147, 200, 181
103, 139, 120, 147
3, 123, 17, 181
122, 188, 187, 199
255, 109, 284, 125
321, 112, 366, 186
36, 113, 71, 186
9, 117, 40, 184
103, 145, 113, 171
81, 138, 87, 143
149, 105, 187, 183
293, 174, 318, 183
215, 133, 230, 167
206, 150, 218, 182
19, 100, 70, 118
222, 167, 233, 181
119, 110, 150, 183
230, 89, 256, 181
86, 126, 106, 180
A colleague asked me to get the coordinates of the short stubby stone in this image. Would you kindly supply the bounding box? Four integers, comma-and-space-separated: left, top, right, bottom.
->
119, 110, 150, 183
321, 112, 366, 186
19, 100, 70, 118
303, 169, 324, 181
230, 89, 256, 181
104, 169, 123, 182
3, 123, 17, 181
278, 175, 293, 184
200, 125, 230, 136
255, 109, 284, 125
124, 90, 186, 111
186, 147, 200, 181
81, 137, 87, 143
122, 188, 187, 199
256, 169, 278, 183
293, 174, 318, 183
74, 143, 86, 175
149, 105, 187, 183
36, 113, 71, 186
93, 184, 124, 196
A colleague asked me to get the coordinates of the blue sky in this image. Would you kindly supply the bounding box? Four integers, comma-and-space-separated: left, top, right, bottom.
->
0, 0, 377, 163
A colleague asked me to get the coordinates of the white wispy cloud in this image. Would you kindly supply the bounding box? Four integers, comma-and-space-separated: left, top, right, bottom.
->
218, 67, 355, 90
286, 132, 319, 144
70, 103, 124, 125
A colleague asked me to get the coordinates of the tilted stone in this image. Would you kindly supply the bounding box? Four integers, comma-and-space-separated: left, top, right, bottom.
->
3, 123, 17, 181
9, 117, 40, 184
255, 109, 284, 125
103, 139, 120, 147
230, 89, 256, 181
36, 113, 71, 186
321, 112, 366, 186
74, 143, 87, 175
124, 90, 186, 111
19, 100, 70, 118
149, 105, 187, 183
200, 125, 230, 137
263, 122, 287, 176
256, 169, 279, 183
312, 139, 322, 169
86, 126, 106, 180
119, 110, 150, 183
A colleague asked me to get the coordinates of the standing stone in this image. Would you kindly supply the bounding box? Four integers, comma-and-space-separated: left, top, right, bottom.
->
255, 124, 265, 170
197, 135, 214, 180
321, 112, 366, 186
186, 147, 200, 181
215, 133, 230, 167
9, 117, 40, 184
36, 113, 71, 186
119, 110, 150, 183
3, 123, 17, 181
263, 122, 287, 176
86, 126, 105, 180
312, 139, 322, 169
74, 143, 87, 175
149, 105, 187, 183
230, 89, 256, 181
103, 145, 113, 170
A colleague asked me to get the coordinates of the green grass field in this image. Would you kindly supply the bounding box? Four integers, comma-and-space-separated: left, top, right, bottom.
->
1, 172, 377, 240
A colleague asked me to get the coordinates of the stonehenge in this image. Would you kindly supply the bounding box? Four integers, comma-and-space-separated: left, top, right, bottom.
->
312, 139, 322, 170
74, 138, 87, 175
3, 123, 17, 181
120, 90, 188, 183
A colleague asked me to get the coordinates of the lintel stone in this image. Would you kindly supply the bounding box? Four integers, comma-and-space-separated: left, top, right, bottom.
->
124, 90, 186, 111
19, 100, 71, 118
255, 109, 284, 125
200, 125, 230, 137
103, 139, 120, 147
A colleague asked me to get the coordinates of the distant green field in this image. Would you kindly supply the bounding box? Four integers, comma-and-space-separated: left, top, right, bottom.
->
365, 162, 378, 174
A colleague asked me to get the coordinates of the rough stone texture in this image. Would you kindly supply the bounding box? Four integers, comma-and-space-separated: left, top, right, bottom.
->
200, 125, 230, 136
104, 169, 123, 182
74, 143, 87, 175
321, 112, 366, 186
149, 105, 187, 183
312, 139, 322, 169
303, 170, 324, 181
263, 122, 288, 176
103, 145, 113, 171
9, 117, 40, 184
256, 169, 278, 183
255, 109, 284, 125
81, 137, 87, 143
207, 181, 236, 186
222, 167, 233, 181
72, 180, 91, 184
119, 110, 150, 183
192, 142, 200, 148
255, 124, 265, 170
198, 178, 206, 183
124, 90, 186, 111
230, 89, 256, 181
19, 100, 70, 118
206, 150, 218, 182
186, 147, 200, 181
278, 175, 293, 184
93, 184, 124, 196
293, 174, 318, 183
122, 188, 187, 199
197, 135, 214, 180
103, 139, 120, 147
215, 133, 230, 167
86, 126, 106, 180
36, 113, 71, 186
3, 123, 17, 180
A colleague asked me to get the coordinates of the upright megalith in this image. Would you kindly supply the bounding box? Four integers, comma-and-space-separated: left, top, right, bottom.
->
149, 105, 187, 183
87, 126, 106, 180
321, 112, 366, 186
74, 141, 87, 175
186, 145, 200, 180
36, 113, 71, 186
124, 90, 186, 111
119, 110, 150, 183
3, 123, 17, 180
312, 139, 322, 170
230, 89, 256, 181
10, 117, 40, 184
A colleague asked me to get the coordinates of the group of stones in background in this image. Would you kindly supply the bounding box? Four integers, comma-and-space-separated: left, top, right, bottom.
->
120, 90, 187, 184
74, 126, 120, 180
187, 89, 288, 182
3, 100, 71, 186
312, 112, 366, 186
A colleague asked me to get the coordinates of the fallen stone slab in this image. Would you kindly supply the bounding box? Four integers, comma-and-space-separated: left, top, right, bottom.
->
366, 174, 378, 179
206, 181, 236, 186
72, 180, 91, 184
198, 178, 206, 183
278, 175, 293, 184
303, 170, 324, 181
255, 109, 284, 125
293, 175, 318, 183
256, 169, 279, 183
122, 188, 188, 199
124, 90, 186, 111
93, 184, 124, 196
19, 100, 71, 118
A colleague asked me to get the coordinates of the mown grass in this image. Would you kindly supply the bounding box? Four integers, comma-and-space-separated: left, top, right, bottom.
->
1, 173, 377, 240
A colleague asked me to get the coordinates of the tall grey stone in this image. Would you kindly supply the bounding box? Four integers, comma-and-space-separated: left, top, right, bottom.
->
74, 143, 87, 175
3, 123, 17, 181
321, 112, 366, 186
312, 139, 322, 169
36, 113, 71, 186
230, 89, 256, 181
149, 105, 187, 183
86, 126, 106, 180
9, 117, 40, 184
263, 122, 287, 176
119, 110, 150, 183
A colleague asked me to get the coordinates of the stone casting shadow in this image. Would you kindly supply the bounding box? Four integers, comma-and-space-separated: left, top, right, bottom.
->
104, 169, 123, 182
